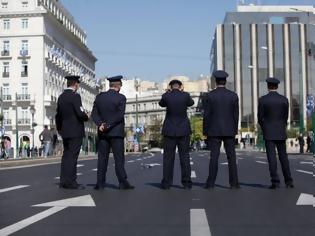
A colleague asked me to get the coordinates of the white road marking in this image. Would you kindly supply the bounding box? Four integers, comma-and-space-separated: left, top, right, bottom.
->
220, 162, 228, 165
256, 161, 268, 165
0, 195, 95, 236
136, 158, 142, 161
54, 173, 82, 179
191, 171, 197, 178
190, 209, 212, 236
296, 193, 315, 207
300, 162, 313, 165
256, 156, 266, 159
296, 170, 313, 175
127, 160, 135, 163
77, 164, 84, 167
92, 168, 97, 171
190, 162, 194, 165
0, 185, 30, 194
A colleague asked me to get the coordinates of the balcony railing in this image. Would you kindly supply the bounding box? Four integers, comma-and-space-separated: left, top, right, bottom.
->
3, 119, 12, 125
16, 94, 31, 101
2, 72, 9, 78
21, 71, 28, 77
1, 50, 10, 56
20, 50, 29, 57
2, 95, 11, 101
18, 119, 30, 125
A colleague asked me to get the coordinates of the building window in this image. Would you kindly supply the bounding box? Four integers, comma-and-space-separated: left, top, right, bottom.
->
2, 41, 10, 56
21, 83, 28, 95
2, 62, 9, 77
1, 2, 8, 8
21, 61, 28, 77
2, 83, 10, 101
22, 1, 28, 8
3, 20, 10, 30
22, 19, 28, 29
21, 40, 28, 56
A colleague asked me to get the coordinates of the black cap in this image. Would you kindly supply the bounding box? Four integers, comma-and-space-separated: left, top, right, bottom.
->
65, 75, 81, 83
266, 77, 280, 85
213, 70, 229, 80
107, 75, 123, 82
169, 79, 183, 87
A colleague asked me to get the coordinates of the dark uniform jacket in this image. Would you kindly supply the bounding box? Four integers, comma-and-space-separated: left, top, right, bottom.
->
92, 89, 126, 138
258, 91, 288, 141
159, 89, 194, 137
203, 87, 239, 137
55, 89, 88, 139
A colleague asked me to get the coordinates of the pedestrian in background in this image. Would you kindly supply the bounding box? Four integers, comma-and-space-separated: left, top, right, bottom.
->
39, 125, 53, 158
297, 134, 305, 154
258, 77, 294, 189
159, 79, 194, 190
203, 70, 240, 189
306, 134, 311, 153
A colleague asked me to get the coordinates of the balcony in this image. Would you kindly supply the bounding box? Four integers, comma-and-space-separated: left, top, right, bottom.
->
18, 119, 30, 125
19, 50, 29, 59
2, 95, 12, 101
16, 94, 31, 101
1, 50, 10, 57
21, 71, 28, 77
3, 119, 12, 125
2, 72, 9, 78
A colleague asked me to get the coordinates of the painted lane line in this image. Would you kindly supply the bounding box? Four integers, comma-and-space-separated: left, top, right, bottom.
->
190, 209, 212, 236
92, 168, 97, 171
300, 162, 313, 165
256, 156, 266, 159
190, 162, 194, 165
0, 195, 96, 236
0, 185, 30, 194
77, 164, 84, 167
296, 193, 315, 207
256, 161, 268, 165
220, 162, 228, 165
136, 158, 142, 161
54, 173, 82, 179
191, 171, 197, 178
127, 160, 135, 163
296, 170, 313, 175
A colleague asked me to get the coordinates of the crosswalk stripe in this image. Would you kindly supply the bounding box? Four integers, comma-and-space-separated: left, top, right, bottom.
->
296, 170, 313, 175
190, 209, 212, 236
191, 171, 197, 178
256, 161, 268, 165
0, 185, 30, 194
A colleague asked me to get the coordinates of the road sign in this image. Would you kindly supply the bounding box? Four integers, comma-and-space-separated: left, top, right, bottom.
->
0, 195, 96, 236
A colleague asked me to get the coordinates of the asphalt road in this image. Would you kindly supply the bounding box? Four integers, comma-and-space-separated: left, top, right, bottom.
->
0, 150, 314, 236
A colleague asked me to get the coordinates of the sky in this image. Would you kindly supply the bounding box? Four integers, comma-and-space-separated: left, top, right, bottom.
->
61, 0, 314, 82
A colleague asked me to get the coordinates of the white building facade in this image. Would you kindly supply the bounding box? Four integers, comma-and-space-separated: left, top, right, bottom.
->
0, 0, 98, 156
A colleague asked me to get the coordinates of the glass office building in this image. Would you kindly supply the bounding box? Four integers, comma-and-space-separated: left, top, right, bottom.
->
210, 5, 315, 131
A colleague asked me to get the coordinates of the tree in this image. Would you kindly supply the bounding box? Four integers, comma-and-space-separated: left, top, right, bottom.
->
190, 115, 206, 142
147, 117, 163, 148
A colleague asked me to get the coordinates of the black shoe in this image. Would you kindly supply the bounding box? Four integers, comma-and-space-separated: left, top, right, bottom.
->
60, 184, 85, 190
286, 183, 294, 188
161, 183, 171, 190
94, 184, 105, 190
269, 183, 280, 189
230, 184, 241, 189
183, 184, 192, 190
204, 183, 214, 189
119, 182, 135, 190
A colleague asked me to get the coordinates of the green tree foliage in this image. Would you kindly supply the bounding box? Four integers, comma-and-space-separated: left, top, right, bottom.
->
190, 116, 206, 142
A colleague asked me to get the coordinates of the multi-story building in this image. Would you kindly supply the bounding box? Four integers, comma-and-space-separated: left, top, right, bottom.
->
210, 5, 315, 133
0, 0, 98, 156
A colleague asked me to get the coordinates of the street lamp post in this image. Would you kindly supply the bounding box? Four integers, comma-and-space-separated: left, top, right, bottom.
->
15, 93, 19, 159
134, 78, 140, 152
30, 107, 36, 150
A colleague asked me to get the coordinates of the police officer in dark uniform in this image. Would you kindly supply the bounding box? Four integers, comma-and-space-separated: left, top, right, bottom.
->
56, 76, 89, 189
159, 79, 194, 189
203, 70, 240, 189
92, 75, 134, 190
258, 78, 294, 189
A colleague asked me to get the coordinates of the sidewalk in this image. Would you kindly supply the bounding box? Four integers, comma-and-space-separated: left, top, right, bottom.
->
0, 154, 97, 169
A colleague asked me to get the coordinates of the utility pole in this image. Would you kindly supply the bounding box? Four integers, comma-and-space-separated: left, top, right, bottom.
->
15, 93, 19, 158
0, 86, 4, 142
134, 78, 140, 152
